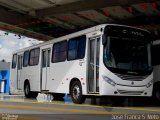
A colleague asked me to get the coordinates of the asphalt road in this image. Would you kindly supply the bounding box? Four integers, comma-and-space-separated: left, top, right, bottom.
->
0, 94, 159, 120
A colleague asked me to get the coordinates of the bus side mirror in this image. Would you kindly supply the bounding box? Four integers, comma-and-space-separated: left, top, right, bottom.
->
102, 34, 107, 45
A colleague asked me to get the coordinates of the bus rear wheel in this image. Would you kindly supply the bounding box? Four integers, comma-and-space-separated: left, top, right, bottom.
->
24, 83, 38, 98
24, 83, 31, 98
70, 81, 85, 104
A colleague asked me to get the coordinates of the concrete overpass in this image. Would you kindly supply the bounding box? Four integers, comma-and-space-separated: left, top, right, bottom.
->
0, 0, 160, 41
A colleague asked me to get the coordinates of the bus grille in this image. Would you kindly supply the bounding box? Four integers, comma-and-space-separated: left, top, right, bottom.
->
117, 90, 144, 95
115, 73, 148, 81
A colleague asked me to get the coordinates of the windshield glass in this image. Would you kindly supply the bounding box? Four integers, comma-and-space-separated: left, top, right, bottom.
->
103, 36, 152, 74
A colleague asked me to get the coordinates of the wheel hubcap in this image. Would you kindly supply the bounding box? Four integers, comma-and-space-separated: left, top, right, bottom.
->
73, 85, 80, 100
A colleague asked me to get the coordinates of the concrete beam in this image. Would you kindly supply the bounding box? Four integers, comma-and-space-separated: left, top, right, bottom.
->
36, 0, 158, 17
0, 6, 70, 39
0, 6, 36, 25
0, 22, 53, 41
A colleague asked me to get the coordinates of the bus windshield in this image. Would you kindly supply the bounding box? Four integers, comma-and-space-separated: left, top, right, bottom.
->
103, 36, 152, 75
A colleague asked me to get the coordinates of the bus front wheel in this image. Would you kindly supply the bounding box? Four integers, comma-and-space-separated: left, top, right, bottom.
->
70, 81, 85, 104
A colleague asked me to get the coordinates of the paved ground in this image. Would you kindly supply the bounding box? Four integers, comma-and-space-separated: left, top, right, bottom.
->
0, 94, 159, 120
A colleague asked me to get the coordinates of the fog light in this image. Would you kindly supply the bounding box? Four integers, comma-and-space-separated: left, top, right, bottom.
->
114, 91, 118, 94
144, 92, 147, 95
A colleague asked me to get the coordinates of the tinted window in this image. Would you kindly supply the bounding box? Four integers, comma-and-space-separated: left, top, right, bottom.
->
68, 35, 86, 60
47, 50, 50, 67
23, 51, 29, 67
18, 55, 23, 70
29, 48, 40, 66
152, 45, 160, 65
12, 54, 17, 68
68, 40, 77, 60
42, 50, 46, 67
42, 49, 51, 67
52, 41, 67, 63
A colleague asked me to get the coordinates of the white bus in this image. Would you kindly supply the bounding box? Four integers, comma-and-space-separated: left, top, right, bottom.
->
10, 24, 153, 104
151, 40, 160, 102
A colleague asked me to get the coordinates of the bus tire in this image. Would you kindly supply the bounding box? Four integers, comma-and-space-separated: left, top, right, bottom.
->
70, 81, 85, 104
24, 83, 31, 98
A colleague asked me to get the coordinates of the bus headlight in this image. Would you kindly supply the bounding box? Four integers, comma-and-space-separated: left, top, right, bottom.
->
146, 80, 153, 88
102, 75, 117, 86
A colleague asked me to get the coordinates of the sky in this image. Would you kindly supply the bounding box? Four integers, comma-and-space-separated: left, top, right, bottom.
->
0, 31, 43, 62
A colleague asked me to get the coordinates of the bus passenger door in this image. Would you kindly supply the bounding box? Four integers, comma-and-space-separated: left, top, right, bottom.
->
88, 37, 100, 93
41, 48, 50, 90
17, 55, 23, 90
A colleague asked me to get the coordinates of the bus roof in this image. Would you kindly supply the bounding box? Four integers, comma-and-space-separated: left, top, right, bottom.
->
12, 24, 150, 54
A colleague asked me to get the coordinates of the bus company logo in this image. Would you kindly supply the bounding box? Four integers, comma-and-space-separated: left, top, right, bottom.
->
131, 81, 134, 85
131, 31, 144, 36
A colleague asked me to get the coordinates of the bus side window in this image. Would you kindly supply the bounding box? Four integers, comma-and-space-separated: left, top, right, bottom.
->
12, 54, 17, 69
47, 49, 50, 67
68, 40, 77, 60
23, 50, 29, 67
42, 50, 46, 67
68, 35, 86, 60
29, 48, 40, 66
52, 41, 67, 63
18, 55, 23, 70
77, 36, 86, 59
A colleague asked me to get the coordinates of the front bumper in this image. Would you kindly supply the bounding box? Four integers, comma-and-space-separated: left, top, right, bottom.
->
100, 81, 152, 96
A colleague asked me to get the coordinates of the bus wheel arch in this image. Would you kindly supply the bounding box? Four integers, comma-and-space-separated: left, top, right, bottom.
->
153, 82, 160, 103
69, 78, 85, 104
